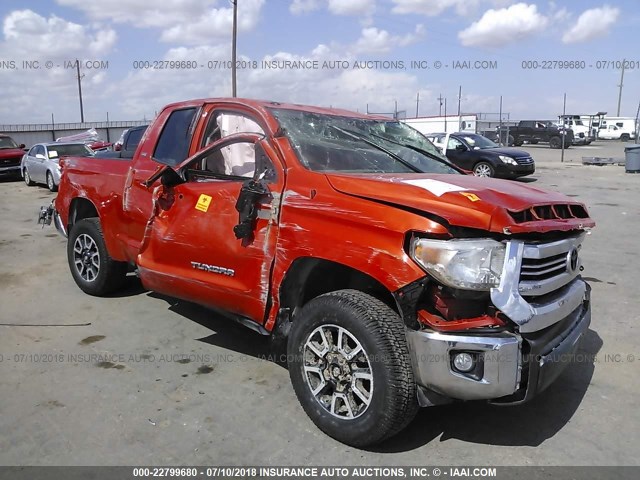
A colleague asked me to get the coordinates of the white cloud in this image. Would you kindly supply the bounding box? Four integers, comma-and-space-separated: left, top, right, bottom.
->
104, 41, 427, 122
2, 9, 116, 57
328, 0, 376, 16
352, 24, 425, 54
458, 3, 548, 47
290, 0, 376, 17
57, 0, 265, 45
391, 0, 480, 16
290, 0, 321, 14
56, 0, 211, 28
0, 9, 117, 123
160, 0, 265, 45
562, 5, 619, 44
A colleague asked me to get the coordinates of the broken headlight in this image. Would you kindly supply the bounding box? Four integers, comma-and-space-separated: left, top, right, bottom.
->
411, 238, 506, 291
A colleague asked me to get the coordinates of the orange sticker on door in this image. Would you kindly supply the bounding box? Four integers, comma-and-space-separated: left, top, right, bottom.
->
460, 192, 481, 202
195, 194, 212, 212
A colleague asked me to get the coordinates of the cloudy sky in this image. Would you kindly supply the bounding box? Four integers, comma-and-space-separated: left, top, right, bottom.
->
0, 0, 638, 124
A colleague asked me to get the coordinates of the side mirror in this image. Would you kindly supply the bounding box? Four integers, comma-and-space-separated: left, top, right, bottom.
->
35, 154, 47, 160
455, 144, 466, 151
19, 144, 26, 149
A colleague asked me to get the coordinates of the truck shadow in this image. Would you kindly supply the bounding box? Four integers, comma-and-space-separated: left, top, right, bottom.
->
373, 328, 603, 452
139, 289, 602, 452
147, 292, 281, 364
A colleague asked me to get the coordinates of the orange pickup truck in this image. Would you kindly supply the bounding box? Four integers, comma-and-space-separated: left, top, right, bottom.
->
42, 98, 595, 447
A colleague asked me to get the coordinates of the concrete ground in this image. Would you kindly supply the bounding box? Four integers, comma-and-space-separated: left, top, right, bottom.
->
0, 140, 638, 466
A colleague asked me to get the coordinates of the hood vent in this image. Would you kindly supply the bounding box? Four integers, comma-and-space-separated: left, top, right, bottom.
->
509, 204, 589, 223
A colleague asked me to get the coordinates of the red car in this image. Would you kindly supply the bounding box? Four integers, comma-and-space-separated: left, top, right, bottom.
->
0, 134, 27, 178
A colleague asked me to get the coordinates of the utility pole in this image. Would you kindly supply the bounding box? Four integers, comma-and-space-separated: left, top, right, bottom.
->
437, 93, 444, 115
76, 59, 85, 123
231, 0, 238, 97
561, 93, 566, 163
635, 101, 640, 144
616, 60, 625, 116
457, 85, 462, 131
499, 96, 503, 145
444, 98, 448, 132
415, 92, 419, 118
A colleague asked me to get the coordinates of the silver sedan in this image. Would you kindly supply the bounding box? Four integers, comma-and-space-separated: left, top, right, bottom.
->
21, 142, 94, 191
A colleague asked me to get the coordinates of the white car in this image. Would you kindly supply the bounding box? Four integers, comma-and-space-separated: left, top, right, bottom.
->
21, 142, 94, 191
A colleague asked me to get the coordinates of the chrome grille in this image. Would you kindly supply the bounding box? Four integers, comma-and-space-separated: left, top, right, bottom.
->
518, 234, 584, 297
521, 253, 567, 280
515, 156, 534, 165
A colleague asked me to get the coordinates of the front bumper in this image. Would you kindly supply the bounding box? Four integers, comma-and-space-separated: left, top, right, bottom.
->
0, 164, 20, 176
406, 286, 590, 404
572, 137, 592, 145
496, 163, 535, 177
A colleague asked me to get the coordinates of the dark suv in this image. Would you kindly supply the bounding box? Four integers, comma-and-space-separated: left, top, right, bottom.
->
428, 132, 535, 178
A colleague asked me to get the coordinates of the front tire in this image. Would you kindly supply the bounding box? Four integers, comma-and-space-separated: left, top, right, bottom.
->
473, 161, 495, 177
287, 290, 418, 447
621, 134, 630, 142
46, 171, 57, 192
67, 218, 127, 296
23, 168, 35, 186
549, 136, 562, 149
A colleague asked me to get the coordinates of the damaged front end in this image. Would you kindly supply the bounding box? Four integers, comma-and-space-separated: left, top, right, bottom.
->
397, 229, 592, 407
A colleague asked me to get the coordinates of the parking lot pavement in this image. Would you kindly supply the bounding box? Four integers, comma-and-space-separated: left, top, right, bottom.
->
0, 142, 638, 466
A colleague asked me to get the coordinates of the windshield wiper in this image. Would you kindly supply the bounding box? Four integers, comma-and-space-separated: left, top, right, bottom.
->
367, 132, 458, 169
328, 126, 422, 173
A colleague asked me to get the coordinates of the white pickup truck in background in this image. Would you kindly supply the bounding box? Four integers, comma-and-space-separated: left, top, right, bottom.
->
597, 118, 637, 141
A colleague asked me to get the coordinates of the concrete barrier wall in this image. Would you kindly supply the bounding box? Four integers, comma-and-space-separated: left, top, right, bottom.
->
0, 121, 148, 148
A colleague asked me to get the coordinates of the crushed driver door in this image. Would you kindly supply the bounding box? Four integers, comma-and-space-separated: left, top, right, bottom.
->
137, 133, 284, 326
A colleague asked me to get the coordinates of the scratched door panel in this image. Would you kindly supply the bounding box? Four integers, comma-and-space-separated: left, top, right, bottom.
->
137, 180, 280, 324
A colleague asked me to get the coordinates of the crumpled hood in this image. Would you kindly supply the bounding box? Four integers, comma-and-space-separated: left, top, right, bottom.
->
326, 173, 595, 234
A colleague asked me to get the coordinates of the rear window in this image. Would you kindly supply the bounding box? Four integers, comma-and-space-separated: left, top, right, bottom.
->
153, 108, 197, 166
49, 144, 94, 158
126, 127, 147, 151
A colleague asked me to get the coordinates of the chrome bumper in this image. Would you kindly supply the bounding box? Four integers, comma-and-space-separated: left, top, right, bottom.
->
406, 329, 521, 401
53, 209, 67, 237
406, 289, 591, 403
37, 201, 67, 237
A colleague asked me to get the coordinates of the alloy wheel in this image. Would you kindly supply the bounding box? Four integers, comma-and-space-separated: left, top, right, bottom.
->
302, 324, 373, 419
73, 234, 100, 282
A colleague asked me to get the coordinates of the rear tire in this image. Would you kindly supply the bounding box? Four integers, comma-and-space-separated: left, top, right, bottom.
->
46, 171, 57, 192
287, 289, 418, 447
473, 161, 495, 177
67, 218, 127, 296
23, 168, 35, 186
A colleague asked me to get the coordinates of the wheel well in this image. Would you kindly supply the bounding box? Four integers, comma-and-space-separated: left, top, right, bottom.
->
279, 258, 398, 319
474, 159, 493, 168
69, 198, 99, 227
